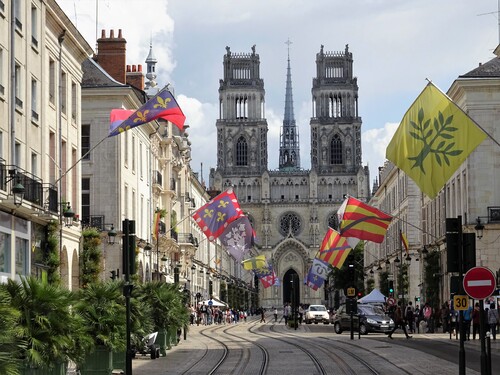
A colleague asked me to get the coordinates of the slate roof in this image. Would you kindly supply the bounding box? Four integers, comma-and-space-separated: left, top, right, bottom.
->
459, 55, 500, 78
82, 58, 125, 88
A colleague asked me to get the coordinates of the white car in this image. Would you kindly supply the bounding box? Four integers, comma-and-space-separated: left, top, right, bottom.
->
304, 304, 330, 324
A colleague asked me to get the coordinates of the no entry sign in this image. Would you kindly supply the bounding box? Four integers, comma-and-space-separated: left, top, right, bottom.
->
463, 266, 496, 300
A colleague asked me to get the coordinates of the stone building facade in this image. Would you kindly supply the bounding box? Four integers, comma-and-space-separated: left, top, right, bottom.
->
210, 44, 370, 308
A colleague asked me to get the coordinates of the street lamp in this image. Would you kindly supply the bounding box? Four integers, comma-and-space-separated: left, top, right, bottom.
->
7, 169, 25, 207
474, 217, 485, 239
62, 202, 74, 227
107, 225, 117, 245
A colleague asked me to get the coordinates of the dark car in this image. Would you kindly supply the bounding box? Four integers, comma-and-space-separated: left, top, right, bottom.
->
333, 303, 394, 335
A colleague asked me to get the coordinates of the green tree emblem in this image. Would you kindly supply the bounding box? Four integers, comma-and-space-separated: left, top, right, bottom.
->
408, 107, 463, 174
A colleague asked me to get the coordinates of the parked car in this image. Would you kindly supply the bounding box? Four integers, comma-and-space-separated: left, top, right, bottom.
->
333, 303, 394, 335
304, 304, 330, 324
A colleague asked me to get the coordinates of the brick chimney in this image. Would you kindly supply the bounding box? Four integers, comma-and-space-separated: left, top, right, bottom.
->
126, 64, 145, 90
96, 29, 126, 84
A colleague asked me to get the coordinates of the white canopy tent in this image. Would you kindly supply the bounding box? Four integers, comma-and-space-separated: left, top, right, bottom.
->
198, 298, 228, 307
358, 288, 387, 303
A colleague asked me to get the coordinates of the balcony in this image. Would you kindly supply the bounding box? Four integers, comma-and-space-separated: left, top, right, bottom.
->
81, 215, 105, 230
0, 163, 57, 210
153, 170, 163, 186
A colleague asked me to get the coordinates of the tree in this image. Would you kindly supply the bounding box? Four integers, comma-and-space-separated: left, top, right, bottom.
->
330, 243, 365, 295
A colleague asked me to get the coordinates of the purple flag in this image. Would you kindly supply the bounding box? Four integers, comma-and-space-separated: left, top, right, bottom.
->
220, 216, 253, 261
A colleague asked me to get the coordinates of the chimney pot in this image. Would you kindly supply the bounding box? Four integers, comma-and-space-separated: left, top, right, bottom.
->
138, 65, 142, 72
118, 29, 123, 38
110, 29, 115, 38
101, 29, 106, 38
126, 65, 131, 72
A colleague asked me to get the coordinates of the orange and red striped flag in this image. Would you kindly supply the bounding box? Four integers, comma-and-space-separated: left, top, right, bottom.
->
152, 211, 161, 241
318, 228, 352, 269
338, 197, 392, 243
401, 231, 409, 256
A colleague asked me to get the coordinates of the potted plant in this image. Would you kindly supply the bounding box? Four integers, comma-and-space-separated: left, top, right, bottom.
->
0, 286, 22, 375
137, 282, 189, 356
1, 276, 89, 375
74, 281, 126, 375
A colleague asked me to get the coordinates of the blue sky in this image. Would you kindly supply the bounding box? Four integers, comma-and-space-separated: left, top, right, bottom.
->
58, 0, 498, 188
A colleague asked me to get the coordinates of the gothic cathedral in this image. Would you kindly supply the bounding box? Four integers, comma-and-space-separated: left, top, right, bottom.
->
210, 44, 370, 308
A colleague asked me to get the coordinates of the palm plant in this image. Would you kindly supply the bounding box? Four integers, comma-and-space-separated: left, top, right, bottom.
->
2, 276, 88, 372
74, 281, 126, 352
0, 286, 22, 375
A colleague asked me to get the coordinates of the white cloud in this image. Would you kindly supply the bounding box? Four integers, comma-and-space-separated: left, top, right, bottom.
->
362, 123, 399, 181
57, 0, 498, 185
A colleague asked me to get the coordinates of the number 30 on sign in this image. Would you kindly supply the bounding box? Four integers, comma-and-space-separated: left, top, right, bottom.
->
453, 295, 469, 310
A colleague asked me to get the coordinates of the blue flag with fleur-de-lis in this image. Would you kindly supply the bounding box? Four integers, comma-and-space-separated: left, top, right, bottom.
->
193, 188, 245, 241
109, 87, 186, 136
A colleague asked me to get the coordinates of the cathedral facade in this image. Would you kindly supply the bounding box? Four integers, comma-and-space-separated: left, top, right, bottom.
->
210, 44, 370, 308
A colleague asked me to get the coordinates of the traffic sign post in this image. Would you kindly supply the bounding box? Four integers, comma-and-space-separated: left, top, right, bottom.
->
463, 266, 496, 374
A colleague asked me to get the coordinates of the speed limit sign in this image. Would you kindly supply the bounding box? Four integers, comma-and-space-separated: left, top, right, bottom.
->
453, 295, 469, 310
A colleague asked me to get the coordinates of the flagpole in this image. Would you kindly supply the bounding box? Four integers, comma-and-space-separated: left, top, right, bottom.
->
53, 135, 109, 186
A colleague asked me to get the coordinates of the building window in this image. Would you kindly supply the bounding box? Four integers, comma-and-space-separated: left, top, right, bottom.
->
236, 136, 247, 166
71, 82, 77, 122
15, 64, 22, 109
61, 71, 67, 114
0, 232, 11, 273
279, 212, 302, 236
132, 135, 136, 172
81, 177, 90, 222
31, 78, 38, 122
14, 0, 22, 31
31, 5, 38, 48
82, 124, 90, 159
15, 237, 29, 275
327, 212, 339, 231
139, 142, 143, 179
49, 58, 55, 104
0, 48, 4, 97
330, 134, 343, 165
31, 152, 37, 176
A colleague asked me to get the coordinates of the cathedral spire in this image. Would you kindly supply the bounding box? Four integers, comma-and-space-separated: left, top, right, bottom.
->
279, 38, 301, 171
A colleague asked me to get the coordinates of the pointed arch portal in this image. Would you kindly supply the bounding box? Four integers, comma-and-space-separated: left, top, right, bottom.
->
282, 269, 300, 305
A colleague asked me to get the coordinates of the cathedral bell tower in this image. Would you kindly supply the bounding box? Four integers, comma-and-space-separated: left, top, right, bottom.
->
215, 46, 268, 177
310, 44, 362, 175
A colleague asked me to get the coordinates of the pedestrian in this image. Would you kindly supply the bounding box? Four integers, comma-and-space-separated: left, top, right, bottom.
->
423, 303, 433, 333
472, 302, 480, 340
487, 302, 499, 340
273, 307, 278, 322
414, 305, 421, 333
387, 301, 412, 339
463, 303, 473, 340
441, 302, 450, 333
260, 307, 266, 323
298, 304, 304, 324
405, 304, 415, 334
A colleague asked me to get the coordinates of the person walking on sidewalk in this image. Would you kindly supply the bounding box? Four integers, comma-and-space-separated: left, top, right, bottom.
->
487, 302, 499, 340
273, 307, 278, 322
472, 302, 481, 340
260, 307, 266, 323
387, 301, 412, 339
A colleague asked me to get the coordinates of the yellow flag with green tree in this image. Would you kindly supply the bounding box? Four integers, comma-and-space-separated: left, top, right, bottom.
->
386, 82, 487, 198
